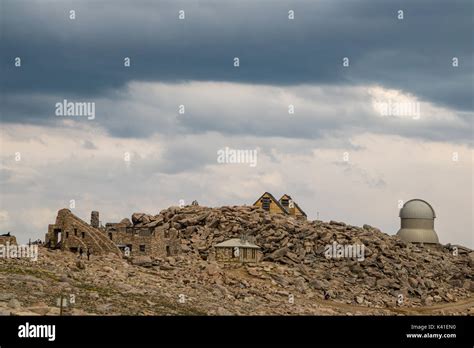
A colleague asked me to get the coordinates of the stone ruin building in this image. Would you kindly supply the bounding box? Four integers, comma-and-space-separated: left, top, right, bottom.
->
45, 209, 180, 258
0, 232, 17, 246
105, 213, 180, 257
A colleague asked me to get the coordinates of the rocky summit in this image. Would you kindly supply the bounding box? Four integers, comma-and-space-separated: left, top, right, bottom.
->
0, 205, 472, 315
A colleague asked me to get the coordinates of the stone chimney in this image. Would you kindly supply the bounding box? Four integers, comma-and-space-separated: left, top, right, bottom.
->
91, 211, 99, 228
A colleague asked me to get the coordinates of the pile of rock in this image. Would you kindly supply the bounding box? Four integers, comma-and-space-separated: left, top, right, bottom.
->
3, 205, 469, 316
127, 205, 473, 308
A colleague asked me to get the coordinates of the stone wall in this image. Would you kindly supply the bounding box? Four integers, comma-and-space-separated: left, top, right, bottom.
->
46, 209, 182, 258
105, 220, 180, 257
45, 209, 121, 256
0, 235, 17, 246
90, 211, 100, 228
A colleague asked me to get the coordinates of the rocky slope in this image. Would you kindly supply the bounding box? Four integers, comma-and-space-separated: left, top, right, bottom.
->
0, 205, 472, 315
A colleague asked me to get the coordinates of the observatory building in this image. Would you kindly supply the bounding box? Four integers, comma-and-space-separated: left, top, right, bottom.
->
396, 199, 439, 244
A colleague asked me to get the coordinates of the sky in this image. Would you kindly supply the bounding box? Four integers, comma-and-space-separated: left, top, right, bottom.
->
0, 0, 473, 247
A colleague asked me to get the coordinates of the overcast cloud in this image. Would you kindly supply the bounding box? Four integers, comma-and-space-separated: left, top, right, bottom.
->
0, 0, 472, 247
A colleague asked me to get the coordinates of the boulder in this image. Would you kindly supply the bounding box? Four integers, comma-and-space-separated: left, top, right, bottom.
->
76, 260, 86, 270
206, 263, 221, 276
8, 299, 21, 309
309, 279, 327, 290
119, 218, 132, 227
0, 293, 15, 301
265, 247, 288, 261
131, 256, 153, 267
131, 213, 145, 225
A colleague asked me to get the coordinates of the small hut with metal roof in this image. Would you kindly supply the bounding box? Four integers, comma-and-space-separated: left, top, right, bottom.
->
396, 199, 439, 244
215, 238, 261, 263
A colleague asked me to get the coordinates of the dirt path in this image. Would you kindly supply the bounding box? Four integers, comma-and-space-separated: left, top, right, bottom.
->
313, 296, 473, 315
396, 297, 474, 315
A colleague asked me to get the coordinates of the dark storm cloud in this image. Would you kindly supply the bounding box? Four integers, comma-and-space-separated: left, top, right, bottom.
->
1, 0, 472, 121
